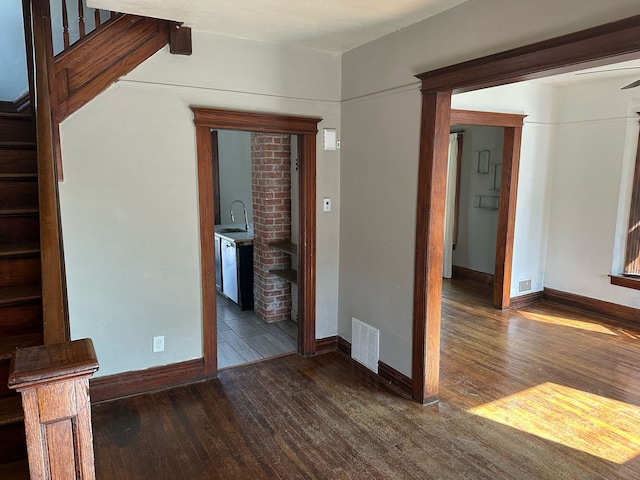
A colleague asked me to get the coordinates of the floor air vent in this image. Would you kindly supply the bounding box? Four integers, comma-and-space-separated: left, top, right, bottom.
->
351, 318, 380, 373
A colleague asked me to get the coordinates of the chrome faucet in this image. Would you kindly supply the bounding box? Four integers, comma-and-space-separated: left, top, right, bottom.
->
230, 200, 249, 231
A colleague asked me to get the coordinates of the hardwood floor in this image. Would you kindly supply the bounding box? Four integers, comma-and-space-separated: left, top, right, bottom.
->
91, 280, 640, 479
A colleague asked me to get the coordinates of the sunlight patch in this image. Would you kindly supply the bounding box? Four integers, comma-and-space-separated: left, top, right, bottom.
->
469, 382, 640, 464
519, 311, 617, 336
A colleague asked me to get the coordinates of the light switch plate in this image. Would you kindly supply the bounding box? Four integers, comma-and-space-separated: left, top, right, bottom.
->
323, 197, 331, 212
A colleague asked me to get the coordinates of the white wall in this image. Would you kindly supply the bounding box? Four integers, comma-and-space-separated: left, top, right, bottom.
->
452, 125, 503, 275
0, 0, 28, 101
59, 31, 341, 376
217, 130, 253, 225
339, 0, 640, 377
545, 74, 640, 309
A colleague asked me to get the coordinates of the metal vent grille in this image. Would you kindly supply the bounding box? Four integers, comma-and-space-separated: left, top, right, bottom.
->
351, 317, 379, 373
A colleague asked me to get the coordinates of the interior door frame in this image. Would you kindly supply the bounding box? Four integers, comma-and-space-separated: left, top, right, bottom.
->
192, 107, 321, 377
450, 110, 526, 309
412, 14, 640, 404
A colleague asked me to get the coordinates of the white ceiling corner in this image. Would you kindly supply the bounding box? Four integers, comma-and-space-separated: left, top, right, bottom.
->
88, 0, 468, 53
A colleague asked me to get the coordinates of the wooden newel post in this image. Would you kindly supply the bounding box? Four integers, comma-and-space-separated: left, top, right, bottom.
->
8, 339, 99, 479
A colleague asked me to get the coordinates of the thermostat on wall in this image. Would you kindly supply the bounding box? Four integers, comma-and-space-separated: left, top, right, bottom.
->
323, 128, 337, 151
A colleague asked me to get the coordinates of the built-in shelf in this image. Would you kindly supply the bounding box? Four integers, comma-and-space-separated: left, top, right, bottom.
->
269, 240, 298, 256
269, 268, 297, 284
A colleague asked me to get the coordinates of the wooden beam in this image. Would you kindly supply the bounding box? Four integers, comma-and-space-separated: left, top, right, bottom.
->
418, 14, 640, 93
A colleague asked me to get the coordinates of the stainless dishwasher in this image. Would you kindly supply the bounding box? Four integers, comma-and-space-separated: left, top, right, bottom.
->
221, 239, 238, 303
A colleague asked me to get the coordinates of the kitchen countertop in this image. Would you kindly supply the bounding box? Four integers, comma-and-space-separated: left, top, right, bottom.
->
215, 224, 254, 245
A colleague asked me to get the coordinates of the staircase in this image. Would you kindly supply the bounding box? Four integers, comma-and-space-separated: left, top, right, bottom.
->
0, 112, 41, 476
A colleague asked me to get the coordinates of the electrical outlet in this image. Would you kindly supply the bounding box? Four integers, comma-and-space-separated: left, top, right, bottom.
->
153, 336, 164, 353
323, 197, 331, 212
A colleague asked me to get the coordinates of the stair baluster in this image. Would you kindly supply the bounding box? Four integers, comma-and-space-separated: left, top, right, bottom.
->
61, 0, 69, 48
77, 0, 85, 38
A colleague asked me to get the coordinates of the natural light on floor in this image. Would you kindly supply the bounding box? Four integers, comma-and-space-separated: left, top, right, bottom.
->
469, 382, 640, 464
519, 311, 618, 336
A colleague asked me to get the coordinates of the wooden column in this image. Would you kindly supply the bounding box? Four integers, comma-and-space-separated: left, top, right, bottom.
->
493, 126, 522, 309
8, 339, 99, 479
412, 91, 452, 405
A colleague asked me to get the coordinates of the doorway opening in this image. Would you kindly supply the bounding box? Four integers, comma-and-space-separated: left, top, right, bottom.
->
192, 108, 321, 377
212, 130, 301, 369
411, 16, 640, 404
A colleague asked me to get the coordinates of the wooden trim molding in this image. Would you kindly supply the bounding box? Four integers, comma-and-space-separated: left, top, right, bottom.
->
610, 274, 640, 291
315, 336, 338, 354
509, 291, 543, 309
543, 288, 640, 326
192, 107, 320, 377
89, 359, 205, 403
337, 336, 352, 356
334, 337, 412, 397
412, 91, 451, 405
451, 265, 494, 286
413, 14, 640, 404
378, 361, 412, 398
418, 15, 640, 94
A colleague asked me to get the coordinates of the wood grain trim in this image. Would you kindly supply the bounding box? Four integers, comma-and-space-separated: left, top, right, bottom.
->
451, 265, 494, 286
509, 291, 543, 309
315, 336, 338, 354
543, 288, 640, 326
54, 17, 170, 122
450, 110, 526, 128
610, 274, 640, 291
195, 125, 217, 378
378, 361, 412, 397
32, 0, 70, 344
192, 108, 321, 135
418, 14, 640, 93
298, 133, 317, 356
334, 337, 411, 397
412, 91, 451, 405
191, 108, 320, 374
89, 359, 205, 403
493, 126, 522, 309
337, 336, 351, 356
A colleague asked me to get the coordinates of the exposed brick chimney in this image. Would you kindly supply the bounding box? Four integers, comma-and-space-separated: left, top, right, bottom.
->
251, 133, 292, 323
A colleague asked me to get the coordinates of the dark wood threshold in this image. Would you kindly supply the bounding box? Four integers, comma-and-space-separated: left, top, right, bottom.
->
609, 274, 640, 291
90, 358, 205, 403
451, 265, 494, 286
509, 291, 543, 309
543, 287, 640, 327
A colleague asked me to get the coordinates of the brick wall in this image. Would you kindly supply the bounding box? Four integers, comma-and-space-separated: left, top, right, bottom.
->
251, 133, 292, 323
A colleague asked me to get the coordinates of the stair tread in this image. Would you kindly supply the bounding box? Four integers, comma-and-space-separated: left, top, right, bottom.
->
0, 208, 38, 216
0, 333, 43, 362
0, 459, 29, 480
0, 112, 30, 120
0, 174, 37, 180
0, 396, 23, 427
0, 244, 40, 258
0, 142, 35, 149
0, 286, 41, 306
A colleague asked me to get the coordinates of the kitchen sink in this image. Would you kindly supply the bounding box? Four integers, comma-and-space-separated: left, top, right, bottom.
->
218, 228, 248, 233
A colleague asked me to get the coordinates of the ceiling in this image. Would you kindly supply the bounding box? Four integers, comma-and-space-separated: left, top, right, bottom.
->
90, 0, 468, 53
531, 59, 640, 87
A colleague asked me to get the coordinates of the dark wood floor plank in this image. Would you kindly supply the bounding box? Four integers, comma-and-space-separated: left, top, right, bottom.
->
92, 280, 640, 479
